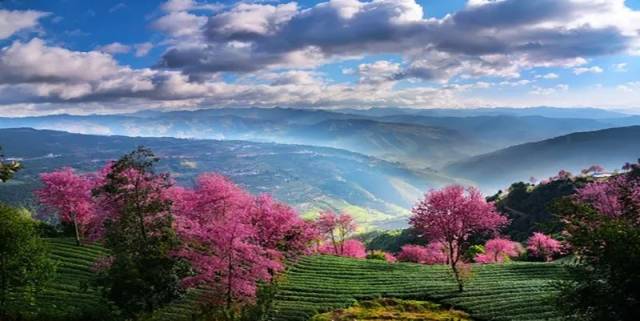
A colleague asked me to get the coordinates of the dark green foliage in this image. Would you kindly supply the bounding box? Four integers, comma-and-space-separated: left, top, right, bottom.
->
94, 147, 187, 318
360, 228, 424, 253
555, 171, 640, 321
0, 205, 55, 319
492, 178, 588, 241
190, 282, 279, 321
0, 146, 22, 183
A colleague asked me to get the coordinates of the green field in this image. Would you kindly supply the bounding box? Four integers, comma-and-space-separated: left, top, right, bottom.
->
8, 238, 108, 320
10, 238, 566, 321
271, 255, 566, 321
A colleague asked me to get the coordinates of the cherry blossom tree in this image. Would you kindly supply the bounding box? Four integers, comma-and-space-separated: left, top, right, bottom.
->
247, 194, 317, 260
318, 239, 366, 258
397, 242, 447, 264
410, 185, 508, 291
316, 211, 357, 256
397, 245, 429, 263
475, 238, 522, 264
37, 167, 98, 245
526, 232, 562, 262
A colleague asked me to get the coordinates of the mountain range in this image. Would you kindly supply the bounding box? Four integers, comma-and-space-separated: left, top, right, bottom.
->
0, 128, 456, 229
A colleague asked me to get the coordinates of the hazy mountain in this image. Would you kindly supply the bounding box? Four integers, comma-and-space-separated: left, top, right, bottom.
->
444, 126, 640, 192
0, 109, 485, 168
284, 119, 487, 168
373, 115, 634, 150
3, 107, 640, 171
0, 128, 457, 228
337, 107, 630, 119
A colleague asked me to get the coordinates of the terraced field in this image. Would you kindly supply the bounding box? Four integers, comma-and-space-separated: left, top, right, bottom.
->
8, 238, 108, 320
10, 239, 566, 321
271, 255, 566, 321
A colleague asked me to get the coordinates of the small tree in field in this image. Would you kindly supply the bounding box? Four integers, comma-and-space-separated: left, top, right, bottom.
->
0, 147, 21, 183
0, 205, 55, 319
316, 211, 356, 256
37, 168, 97, 245
410, 185, 507, 291
526, 232, 562, 262
93, 147, 185, 318
475, 238, 522, 264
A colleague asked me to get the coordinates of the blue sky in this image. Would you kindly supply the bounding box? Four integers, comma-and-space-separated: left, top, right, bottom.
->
0, 0, 639, 116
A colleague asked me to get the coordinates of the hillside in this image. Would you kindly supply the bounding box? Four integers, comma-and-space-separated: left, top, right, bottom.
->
285, 118, 486, 168
271, 255, 565, 321
374, 114, 632, 151
445, 126, 640, 191
0, 128, 455, 227
9, 108, 640, 170
0, 109, 483, 168
11, 238, 565, 321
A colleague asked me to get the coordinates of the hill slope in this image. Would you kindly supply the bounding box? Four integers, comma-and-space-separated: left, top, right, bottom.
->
444, 126, 640, 191
272, 255, 565, 321
11, 238, 565, 321
0, 128, 455, 227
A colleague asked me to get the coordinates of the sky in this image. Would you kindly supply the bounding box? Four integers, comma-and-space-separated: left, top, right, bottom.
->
0, 0, 639, 116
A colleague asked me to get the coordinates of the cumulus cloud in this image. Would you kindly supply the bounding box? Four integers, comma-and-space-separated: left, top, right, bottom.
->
0, 9, 49, 39
573, 66, 604, 75
536, 73, 559, 79
155, 0, 640, 82
96, 42, 130, 55
134, 42, 153, 57
530, 84, 569, 95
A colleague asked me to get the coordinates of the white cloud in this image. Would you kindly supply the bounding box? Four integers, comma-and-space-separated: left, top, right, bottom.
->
134, 42, 153, 57
0, 9, 49, 39
96, 42, 130, 55
536, 73, 559, 79
612, 63, 628, 72
529, 84, 569, 95
573, 66, 604, 75
617, 81, 640, 92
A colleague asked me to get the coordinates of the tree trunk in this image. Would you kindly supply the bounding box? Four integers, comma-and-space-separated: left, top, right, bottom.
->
448, 241, 464, 292
72, 214, 81, 246
330, 231, 338, 255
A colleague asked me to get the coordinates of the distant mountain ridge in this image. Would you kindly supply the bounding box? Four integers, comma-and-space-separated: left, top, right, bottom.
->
3, 107, 640, 171
445, 126, 640, 192
0, 128, 457, 228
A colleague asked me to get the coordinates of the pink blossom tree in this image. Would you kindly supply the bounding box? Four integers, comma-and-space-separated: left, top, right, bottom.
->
318, 239, 366, 258
170, 172, 319, 311
397, 242, 447, 264
410, 185, 508, 291
526, 232, 562, 261
172, 174, 266, 305
247, 194, 317, 260
315, 211, 357, 256
37, 167, 98, 245
475, 238, 522, 264
397, 245, 428, 263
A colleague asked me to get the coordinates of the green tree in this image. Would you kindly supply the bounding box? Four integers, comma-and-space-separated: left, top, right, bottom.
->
93, 147, 186, 318
555, 162, 640, 321
0, 205, 55, 319
0, 147, 22, 183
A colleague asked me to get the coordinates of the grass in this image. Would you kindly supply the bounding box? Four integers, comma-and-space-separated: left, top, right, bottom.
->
310, 298, 471, 321
8, 239, 566, 321
7, 238, 108, 320
270, 255, 566, 321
